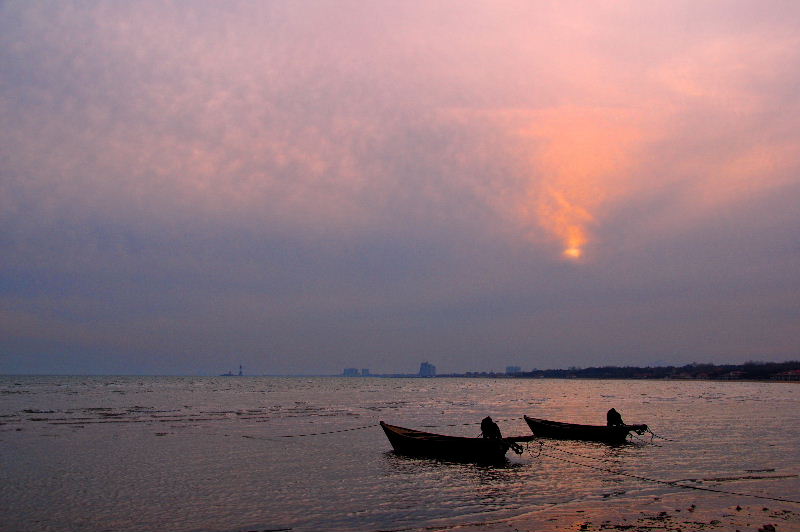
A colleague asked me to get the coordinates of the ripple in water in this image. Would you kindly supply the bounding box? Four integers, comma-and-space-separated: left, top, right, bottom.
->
0, 376, 797, 531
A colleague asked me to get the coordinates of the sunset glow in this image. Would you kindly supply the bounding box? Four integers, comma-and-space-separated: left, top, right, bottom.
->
2, 2, 799, 375
507, 107, 645, 259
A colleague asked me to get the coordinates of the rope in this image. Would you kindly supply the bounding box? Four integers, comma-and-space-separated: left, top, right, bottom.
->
628, 431, 662, 446
247, 420, 800, 505
543, 443, 644, 464
526, 439, 544, 458
242, 417, 524, 441
242, 424, 376, 441
536, 443, 800, 505
647, 429, 677, 442
419, 416, 521, 429
242, 417, 656, 442
274, 424, 376, 438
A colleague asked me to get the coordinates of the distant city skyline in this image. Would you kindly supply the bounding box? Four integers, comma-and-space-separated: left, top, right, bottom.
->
2, 2, 799, 376
4, 357, 799, 377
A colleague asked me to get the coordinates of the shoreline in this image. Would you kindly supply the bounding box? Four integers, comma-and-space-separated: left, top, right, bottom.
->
437, 492, 800, 532
2, 374, 799, 384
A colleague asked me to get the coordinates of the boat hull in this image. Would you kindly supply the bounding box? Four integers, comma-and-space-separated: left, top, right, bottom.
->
380, 421, 512, 463
524, 416, 647, 444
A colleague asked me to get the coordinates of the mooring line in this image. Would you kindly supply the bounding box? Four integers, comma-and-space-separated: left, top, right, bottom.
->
244, 421, 799, 505
419, 416, 521, 429
543, 443, 641, 464
647, 429, 677, 442
535, 445, 800, 505
241, 424, 377, 441
242, 417, 524, 441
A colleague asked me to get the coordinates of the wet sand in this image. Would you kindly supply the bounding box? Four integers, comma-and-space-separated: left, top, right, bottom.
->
442, 492, 800, 532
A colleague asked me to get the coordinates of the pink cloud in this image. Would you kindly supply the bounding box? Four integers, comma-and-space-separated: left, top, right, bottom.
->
3, 2, 800, 372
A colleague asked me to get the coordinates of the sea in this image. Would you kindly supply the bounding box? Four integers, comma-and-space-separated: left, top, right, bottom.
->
1, 376, 798, 532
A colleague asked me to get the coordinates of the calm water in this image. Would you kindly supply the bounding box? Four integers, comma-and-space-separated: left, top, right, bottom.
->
1, 376, 798, 532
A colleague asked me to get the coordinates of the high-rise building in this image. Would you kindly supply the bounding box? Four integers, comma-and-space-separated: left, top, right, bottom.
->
361, 368, 370, 376
343, 368, 359, 377
506, 366, 521, 374
419, 361, 436, 377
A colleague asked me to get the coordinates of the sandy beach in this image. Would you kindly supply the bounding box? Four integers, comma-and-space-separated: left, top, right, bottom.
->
443, 492, 800, 532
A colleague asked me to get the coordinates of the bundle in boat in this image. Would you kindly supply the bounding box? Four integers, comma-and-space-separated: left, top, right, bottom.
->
379, 421, 534, 463
523, 415, 648, 444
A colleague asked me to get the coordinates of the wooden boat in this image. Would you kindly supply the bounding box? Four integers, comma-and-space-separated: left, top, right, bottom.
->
379, 421, 534, 463
523, 415, 648, 444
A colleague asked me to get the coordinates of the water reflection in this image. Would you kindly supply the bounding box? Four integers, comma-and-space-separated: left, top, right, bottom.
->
383, 450, 525, 472
382, 451, 530, 524
1, 376, 797, 532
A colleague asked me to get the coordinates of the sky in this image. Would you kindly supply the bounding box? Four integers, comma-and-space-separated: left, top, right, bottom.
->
1, 1, 799, 375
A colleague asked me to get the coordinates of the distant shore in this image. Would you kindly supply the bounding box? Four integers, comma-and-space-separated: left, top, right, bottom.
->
356, 361, 800, 382
4, 361, 799, 381
443, 360, 800, 382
